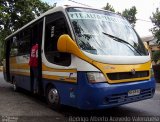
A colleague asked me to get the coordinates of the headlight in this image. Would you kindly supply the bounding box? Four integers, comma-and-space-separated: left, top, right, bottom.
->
87, 72, 106, 83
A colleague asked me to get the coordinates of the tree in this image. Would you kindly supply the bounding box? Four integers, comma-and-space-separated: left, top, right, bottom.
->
102, 3, 137, 27
122, 6, 137, 27
150, 8, 160, 44
152, 51, 160, 64
0, 0, 52, 64
0, 0, 52, 32
103, 3, 115, 12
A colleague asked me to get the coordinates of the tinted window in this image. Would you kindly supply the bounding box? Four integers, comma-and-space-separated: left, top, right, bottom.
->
18, 29, 30, 55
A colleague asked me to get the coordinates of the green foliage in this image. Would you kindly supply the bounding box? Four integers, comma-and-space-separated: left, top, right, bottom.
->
150, 8, 160, 44
103, 3, 115, 12
0, 0, 52, 31
0, 0, 52, 64
122, 6, 137, 27
152, 51, 160, 64
102, 4, 137, 27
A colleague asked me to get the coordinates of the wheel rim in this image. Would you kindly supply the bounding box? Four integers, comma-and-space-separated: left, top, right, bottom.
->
48, 88, 59, 104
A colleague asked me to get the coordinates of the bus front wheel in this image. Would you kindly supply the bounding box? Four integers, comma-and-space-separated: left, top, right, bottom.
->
46, 86, 61, 110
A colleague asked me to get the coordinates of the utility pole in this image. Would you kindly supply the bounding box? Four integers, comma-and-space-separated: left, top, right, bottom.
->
68, 0, 90, 7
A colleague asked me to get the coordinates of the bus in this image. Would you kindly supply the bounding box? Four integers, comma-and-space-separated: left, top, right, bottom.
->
3, 6, 155, 110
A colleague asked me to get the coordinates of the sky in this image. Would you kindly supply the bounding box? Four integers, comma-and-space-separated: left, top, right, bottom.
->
42, 0, 160, 37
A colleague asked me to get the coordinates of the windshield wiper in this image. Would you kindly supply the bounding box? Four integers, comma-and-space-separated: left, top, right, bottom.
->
102, 32, 142, 56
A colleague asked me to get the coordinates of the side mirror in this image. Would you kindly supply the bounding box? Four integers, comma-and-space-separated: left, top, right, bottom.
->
57, 34, 92, 62
57, 34, 80, 55
143, 42, 149, 50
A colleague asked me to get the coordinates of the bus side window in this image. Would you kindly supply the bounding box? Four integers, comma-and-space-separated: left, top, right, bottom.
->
10, 36, 18, 56
18, 29, 30, 56
45, 16, 71, 66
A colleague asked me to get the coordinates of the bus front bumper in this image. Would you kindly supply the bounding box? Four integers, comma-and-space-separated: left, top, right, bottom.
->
77, 78, 156, 110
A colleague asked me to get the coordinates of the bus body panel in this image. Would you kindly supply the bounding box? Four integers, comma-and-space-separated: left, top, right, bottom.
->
76, 72, 155, 110
92, 61, 151, 84
9, 56, 31, 90
14, 75, 31, 91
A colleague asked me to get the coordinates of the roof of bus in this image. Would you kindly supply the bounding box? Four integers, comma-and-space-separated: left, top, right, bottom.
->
5, 5, 115, 40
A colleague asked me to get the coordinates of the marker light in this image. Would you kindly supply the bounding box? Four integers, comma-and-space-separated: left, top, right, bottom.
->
87, 72, 106, 83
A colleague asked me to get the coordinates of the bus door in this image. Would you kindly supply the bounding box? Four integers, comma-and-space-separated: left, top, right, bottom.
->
30, 20, 43, 94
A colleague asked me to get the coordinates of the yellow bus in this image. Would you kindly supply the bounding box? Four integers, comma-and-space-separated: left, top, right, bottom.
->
3, 6, 155, 110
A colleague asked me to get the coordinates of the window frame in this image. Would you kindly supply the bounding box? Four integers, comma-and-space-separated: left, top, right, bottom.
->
18, 28, 31, 56
44, 11, 72, 67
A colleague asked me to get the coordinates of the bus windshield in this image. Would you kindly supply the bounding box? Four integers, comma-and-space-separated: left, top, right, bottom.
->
66, 7, 148, 56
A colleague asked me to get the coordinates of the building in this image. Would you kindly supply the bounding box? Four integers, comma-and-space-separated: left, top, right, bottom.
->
141, 36, 159, 65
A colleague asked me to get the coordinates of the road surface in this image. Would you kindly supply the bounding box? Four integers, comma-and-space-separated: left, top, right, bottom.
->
0, 72, 160, 122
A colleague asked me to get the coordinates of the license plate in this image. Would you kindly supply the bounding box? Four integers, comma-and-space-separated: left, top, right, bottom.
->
128, 89, 140, 96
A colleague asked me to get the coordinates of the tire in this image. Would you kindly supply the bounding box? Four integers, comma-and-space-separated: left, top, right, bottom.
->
13, 80, 19, 92
46, 86, 61, 110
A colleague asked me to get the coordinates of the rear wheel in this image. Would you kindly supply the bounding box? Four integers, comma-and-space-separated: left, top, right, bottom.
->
13, 80, 19, 92
46, 86, 61, 110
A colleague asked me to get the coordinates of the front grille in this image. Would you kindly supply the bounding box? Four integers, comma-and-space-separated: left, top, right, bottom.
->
104, 88, 154, 105
107, 71, 149, 80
